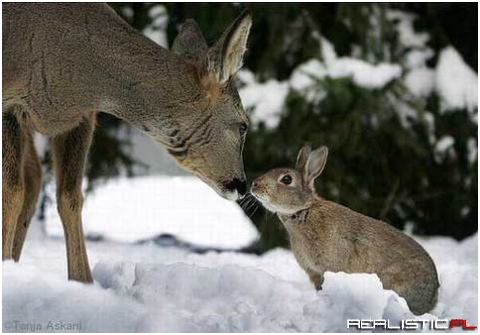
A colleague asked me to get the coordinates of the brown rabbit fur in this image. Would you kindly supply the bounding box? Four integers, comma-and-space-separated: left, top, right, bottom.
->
251, 145, 440, 315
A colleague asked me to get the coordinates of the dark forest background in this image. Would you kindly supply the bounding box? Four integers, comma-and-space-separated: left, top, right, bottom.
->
74, 3, 477, 252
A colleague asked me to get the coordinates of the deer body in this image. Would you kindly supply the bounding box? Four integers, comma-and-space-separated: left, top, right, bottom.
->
3, 3, 252, 282
4, 3, 205, 138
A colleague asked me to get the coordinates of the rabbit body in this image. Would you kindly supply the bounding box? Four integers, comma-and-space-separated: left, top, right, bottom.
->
279, 199, 439, 315
251, 146, 439, 315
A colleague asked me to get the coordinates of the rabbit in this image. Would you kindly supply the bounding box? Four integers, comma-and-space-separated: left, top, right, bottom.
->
250, 145, 440, 315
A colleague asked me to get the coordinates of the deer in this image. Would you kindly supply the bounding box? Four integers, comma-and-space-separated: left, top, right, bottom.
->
3, 3, 252, 283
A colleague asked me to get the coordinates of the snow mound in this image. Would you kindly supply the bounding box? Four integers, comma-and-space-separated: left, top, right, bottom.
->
92, 263, 404, 332
2, 232, 477, 332
44, 176, 259, 249
3, 261, 148, 333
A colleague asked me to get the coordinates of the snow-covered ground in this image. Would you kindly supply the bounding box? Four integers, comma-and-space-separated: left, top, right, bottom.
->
43, 176, 259, 249
3, 180, 478, 332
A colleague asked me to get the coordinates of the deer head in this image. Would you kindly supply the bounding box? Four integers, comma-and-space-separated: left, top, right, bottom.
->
160, 11, 252, 200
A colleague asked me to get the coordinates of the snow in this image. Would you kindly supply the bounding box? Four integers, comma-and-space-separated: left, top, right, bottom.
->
143, 5, 169, 48
434, 136, 455, 163
467, 137, 477, 165
236, 12, 476, 134
320, 37, 402, 89
126, 126, 188, 176
44, 176, 259, 249
327, 58, 402, 89
386, 10, 429, 48
3, 227, 477, 332
435, 47, 478, 114
289, 60, 327, 104
319, 36, 337, 65
405, 49, 434, 70
423, 111, 436, 144
290, 59, 326, 91
391, 10, 478, 118
3, 169, 478, 331
239, 37, 402, 129
435, 136, 455, 153
238, 72, 290, 129
386, 93, 418, 128
236, 69, 256, 85
404, 67, 435, 98
120, 6, 134, 20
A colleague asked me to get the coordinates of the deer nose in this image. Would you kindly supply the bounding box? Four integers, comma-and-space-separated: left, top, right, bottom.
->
224, 178, 247, 196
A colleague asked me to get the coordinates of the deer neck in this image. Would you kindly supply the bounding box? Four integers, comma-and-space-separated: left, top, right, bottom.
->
81, 13, 204, 139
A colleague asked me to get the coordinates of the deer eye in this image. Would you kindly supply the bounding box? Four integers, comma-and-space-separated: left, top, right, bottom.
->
280, 175, 292, 185
239, 123, 248, 135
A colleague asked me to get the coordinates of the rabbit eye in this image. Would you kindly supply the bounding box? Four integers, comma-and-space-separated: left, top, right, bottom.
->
280, 175, 292, 185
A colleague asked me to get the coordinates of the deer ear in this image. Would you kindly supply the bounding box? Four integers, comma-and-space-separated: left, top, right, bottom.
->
206, 11, 252, 84
304, 146, 328, 190
296, 145, 311, 173
172, 19, 208, 62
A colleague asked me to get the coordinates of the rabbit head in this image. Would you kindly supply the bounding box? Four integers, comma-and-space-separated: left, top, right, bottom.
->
251, 146, 329, 214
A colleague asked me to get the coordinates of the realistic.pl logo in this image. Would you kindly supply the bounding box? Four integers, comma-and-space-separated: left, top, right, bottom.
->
347, 318, 477, 330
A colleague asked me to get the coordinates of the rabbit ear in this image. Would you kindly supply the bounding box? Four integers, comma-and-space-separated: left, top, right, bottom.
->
296, 145, 311, 172
305, 146, 328, 189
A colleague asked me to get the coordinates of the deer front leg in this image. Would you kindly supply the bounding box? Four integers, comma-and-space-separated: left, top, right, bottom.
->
306, 269, 324, 290
52, 116, 95, 283
2, 112, 26, 260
